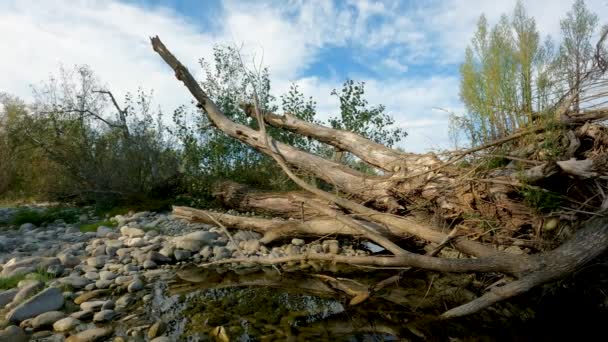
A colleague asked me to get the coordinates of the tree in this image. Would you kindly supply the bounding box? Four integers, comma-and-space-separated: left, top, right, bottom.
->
152, 35, 608, 323
558, 0, 599, 112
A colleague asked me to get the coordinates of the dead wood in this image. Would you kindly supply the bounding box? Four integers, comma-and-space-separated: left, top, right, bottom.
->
151, 35, 608, 320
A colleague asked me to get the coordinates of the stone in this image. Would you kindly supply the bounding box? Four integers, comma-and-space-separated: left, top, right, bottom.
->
101, 300, 114, 310
47, 264, 65, 278
86, 256, 109, 269
114, 276, 134, 285
96, 226, 113, 238
12, 280, 44, 304
53, 317, 79, 332
114, 294, 136, 311
31, 311, 65, 330
58, 276, 89, 289
147, 251, 171, 264
127, 278, 144, 293
148, 321, 166, 339
74, 290, 108, 305
233, 231, 262, 242
7, 287, 65, 323
174, 231, 220, 251
173, 249, 191, 261
120, 226, 145, 238
143, 260, 157, 269
123, 264, 138, 273
0, 325, 28, 342
0, 288, 19, 307
2, 256, 60, 277
94, 279, 113, 289
93, 309, 116, 323
126, 237, 145, 247
199, 246, 212, 259
19, 223, 36, 231
80, 300, 105, 311
323, 240, 340, 254
84, 271, 99, 280
65, 327, 113, 342
243, 240, 261, 253
158, 246, 174, 258
58, 253, 81, 268
99, 271, 117, 281
70, 310, 93, 320
212, 246, 231, 259
291, 238, 305, 246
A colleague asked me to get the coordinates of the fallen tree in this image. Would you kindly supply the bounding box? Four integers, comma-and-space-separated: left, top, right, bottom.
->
150, 36, 608, 319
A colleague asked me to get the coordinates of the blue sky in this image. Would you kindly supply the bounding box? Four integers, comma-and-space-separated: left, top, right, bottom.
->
1, 0, 607, 152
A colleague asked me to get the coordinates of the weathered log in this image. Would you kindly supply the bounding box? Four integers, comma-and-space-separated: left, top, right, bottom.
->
212, 181, 328, 219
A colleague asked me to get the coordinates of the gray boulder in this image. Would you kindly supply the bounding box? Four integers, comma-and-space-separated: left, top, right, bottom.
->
6, 287, 64, 323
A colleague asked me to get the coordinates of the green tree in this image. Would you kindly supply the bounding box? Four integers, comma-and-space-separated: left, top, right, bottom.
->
557, 0, 599, 112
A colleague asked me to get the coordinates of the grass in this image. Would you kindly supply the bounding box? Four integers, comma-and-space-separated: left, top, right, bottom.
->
79, 220, 117, 233
0, 268, 57, 290
10, 206, 81, 226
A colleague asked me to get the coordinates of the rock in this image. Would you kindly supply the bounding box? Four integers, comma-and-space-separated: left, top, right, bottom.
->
173, 249, 191, 261
142, 294, 153, 303
7, 287, 65, 323
101, 300, 114, 310
99, 271, 117, 281
0, 288, 19, 307
158, 246, 174, 258
284, 244, 300, 256
2, 256, 60, 277
147, 251, 171, 264
58, 253, 81, 268
19, 223, 36, 231
212, 246, 231, 259
123, 264, 138, 273
323, 240, 340, 254
120, 226, 145, 238
126, 237, 145, 248
57, 276, 89, 289
65, 327, 113, 342
233, 231, 262, 242
148, 321, 166, 339
74, 290, 108, 305
93, 309, 115, 323
94, 279, 113, 289
47, 264, 65, 277
80, 300, 105, 311
114, 276, 133, 286
12, 280, 44, 304
0, 325, 28, 342
127, 278, 144, 293
291, 238, 305, 246
31, 311, 65, 330
150, 337, 171, 342
96, 226, 113, 238
114, 294, 136, 311
243, 240, 261, 253
86, 256, 109, 269
70, 310, 93, 320
174, 231, 220, 251
53, 317, 79, 332
84, 271, 99, 281
199, 246, 212, 259
143, 260, 157, 269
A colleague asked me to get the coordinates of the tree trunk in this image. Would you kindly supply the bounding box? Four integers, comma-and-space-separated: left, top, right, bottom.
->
150, 36, 608, 319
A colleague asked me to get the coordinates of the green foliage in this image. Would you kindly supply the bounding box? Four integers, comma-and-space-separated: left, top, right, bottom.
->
329, 80, 407, 148
10, 207, 80, 226
0, 269, 57, 290
519, 185, 563, 213
452, 0, 602, 148
79, 220, 116, 233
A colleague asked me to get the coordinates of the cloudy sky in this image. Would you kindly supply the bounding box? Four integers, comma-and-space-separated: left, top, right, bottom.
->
1, 0, 608, 152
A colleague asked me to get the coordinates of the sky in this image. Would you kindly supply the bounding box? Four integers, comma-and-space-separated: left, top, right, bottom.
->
1, 0, 608, 152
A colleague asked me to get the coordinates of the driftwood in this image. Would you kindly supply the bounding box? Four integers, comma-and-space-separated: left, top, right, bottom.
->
150, 36, 608, 319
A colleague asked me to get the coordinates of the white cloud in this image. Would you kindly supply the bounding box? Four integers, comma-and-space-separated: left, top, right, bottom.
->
2, 0, 607, 154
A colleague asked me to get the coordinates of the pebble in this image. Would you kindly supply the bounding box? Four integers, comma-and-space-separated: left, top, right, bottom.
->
127, 278, 144, 293
93, 309, 116, 323
66, 327, 113, 342
53, 317, 79, 332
